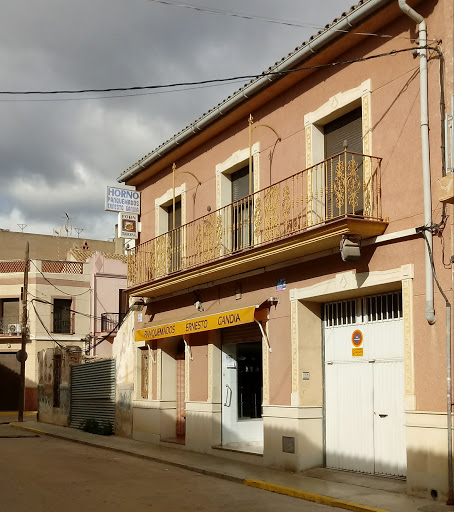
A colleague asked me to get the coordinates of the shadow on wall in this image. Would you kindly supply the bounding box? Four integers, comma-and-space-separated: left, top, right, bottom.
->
0, 359, 36, 411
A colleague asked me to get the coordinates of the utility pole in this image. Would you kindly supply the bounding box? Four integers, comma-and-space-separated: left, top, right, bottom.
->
18, 242, 29, 422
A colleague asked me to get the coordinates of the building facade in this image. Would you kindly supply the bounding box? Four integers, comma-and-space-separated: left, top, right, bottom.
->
113, 0, 454, 500
0, 233, 127, 413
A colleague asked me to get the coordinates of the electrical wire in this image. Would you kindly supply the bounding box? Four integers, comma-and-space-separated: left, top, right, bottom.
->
31, 301, 68, 350
89, 304, 135, 352
0, 78, 251, 103
144, 0, 428, 42
28, 294, 133, 352
0, 46, 435, 97
28, 294, 112, 324
30, 259, 92, 297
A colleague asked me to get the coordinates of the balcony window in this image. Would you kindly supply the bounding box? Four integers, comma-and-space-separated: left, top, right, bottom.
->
324, 107, 364, 218
166, 199, 182, 272
53, 299, 72, 334
231, 165, 254, 251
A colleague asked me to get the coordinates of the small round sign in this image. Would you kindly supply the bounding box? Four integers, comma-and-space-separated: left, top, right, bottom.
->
351, 329, 363, 347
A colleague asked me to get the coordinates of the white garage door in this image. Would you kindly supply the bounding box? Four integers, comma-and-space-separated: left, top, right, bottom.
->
324, 292, 406, 477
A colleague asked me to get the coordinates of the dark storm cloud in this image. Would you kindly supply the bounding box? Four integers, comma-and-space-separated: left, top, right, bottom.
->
0, 0, 355, 238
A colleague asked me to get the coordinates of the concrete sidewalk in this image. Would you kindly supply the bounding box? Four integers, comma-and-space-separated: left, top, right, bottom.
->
9, 421, 452, 512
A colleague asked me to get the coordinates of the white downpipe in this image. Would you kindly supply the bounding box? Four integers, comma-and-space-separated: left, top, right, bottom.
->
398, 0, 435, 324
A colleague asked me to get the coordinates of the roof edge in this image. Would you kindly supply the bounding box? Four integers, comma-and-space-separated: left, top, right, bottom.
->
118, 0, 391, 185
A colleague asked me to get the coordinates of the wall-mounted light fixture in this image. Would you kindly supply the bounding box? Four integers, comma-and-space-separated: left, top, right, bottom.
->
340, 236, 361, 262
131, 298, 146, 312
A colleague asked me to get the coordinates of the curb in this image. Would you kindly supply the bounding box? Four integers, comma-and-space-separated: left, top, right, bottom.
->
10, 423, 389, 512
9, 423, 47, 436
9, 422, 243, 484
244, 479, 390, 512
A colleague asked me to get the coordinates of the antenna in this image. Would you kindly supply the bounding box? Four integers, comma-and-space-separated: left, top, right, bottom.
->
17, 224, 27, 233
61, 212, 73, 237
74, 228, 83, 238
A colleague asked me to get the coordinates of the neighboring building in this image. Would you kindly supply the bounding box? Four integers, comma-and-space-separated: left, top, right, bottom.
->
71, 250, 128, 356
0, 232, 127, 413
0, 230, 117, 261
113, 0, 454, 502
0, 258, 90, 411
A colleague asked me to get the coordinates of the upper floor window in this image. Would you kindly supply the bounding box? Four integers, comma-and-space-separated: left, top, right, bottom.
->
166, 199, 182, 272
324, 107, 363, 217
231, 165, 254, 251
0, 298, 20, 335
53, 299, 72, 334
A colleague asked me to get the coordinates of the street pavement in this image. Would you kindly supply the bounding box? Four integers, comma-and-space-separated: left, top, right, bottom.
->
0, 425, 333, 512
6, 421, 454, 512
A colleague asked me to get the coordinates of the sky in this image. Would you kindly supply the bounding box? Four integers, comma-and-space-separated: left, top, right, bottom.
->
0, 0, 355, 241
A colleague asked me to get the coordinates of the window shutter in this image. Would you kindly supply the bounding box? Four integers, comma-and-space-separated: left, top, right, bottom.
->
167, 200, 182, 232
324, 107, 363, 216
324, 107, 362, 158
231, 165, 252, 201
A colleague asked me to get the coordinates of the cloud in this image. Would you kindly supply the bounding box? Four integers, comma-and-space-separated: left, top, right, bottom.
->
0, 0, 354, 239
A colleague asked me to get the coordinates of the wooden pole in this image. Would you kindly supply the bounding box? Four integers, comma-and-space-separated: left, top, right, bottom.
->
18, 242, 29, 422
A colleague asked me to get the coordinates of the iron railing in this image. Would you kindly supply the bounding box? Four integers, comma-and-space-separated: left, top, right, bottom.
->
100, 312, 125, 332
53, 317, 72, 334
128, 151, 382, 287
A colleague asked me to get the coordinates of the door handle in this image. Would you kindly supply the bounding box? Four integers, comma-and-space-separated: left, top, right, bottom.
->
379, 414, 388, 418
224, 384, 232, 407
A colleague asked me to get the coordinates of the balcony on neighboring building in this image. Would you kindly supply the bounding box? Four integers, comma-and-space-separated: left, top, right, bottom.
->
100, 312, 125, 333
128, 151, 388, 296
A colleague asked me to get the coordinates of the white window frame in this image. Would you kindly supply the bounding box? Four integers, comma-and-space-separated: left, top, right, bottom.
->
303, 80, 372, 224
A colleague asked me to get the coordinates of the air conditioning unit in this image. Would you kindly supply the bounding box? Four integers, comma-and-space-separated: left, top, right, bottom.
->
8, 324, 21, 335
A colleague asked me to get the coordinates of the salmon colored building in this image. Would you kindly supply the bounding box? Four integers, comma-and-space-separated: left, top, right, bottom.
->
113, 0, 454, 501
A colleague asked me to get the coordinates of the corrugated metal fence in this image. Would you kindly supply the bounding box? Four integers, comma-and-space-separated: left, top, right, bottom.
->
70, 359, 116, 429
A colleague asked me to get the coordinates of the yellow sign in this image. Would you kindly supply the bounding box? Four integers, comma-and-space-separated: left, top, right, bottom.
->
135, 306, 257, 342
352, 348, 364, 357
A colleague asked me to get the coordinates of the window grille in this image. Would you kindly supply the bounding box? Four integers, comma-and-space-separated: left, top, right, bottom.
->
324, 291, 402, 327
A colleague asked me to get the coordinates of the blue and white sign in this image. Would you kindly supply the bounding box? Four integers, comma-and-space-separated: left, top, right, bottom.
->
105, 186, 141, 213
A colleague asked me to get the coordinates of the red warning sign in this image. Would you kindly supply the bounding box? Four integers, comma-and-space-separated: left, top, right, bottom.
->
351, 329, 363, 347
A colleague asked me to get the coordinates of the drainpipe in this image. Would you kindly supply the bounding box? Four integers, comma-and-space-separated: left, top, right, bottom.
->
399, 3, 453, 502
398, 1, 435, 324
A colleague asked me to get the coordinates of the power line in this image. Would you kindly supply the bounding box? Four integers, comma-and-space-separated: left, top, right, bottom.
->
0, 46, 433, 97
31, 301, 68, 350
30, 259, 92, 296
0, 78, 251, 103
28, 294, 109, 324
145, 0, 422, 41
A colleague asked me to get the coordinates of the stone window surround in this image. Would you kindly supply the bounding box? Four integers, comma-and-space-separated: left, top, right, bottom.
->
215, 143, 260, 210
154, 184, 187, 237
304, 79, 372, 167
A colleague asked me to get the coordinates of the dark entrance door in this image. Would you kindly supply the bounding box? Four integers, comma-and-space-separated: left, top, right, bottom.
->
0, 353, 20, 411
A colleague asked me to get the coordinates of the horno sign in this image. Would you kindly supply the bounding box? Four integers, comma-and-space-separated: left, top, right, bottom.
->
105, 186, 141, 213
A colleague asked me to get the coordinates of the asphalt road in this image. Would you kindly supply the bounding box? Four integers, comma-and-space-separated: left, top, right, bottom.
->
0, 426, 333, 512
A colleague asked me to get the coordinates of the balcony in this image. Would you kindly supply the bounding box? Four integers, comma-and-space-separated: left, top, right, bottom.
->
128, 152, 388, 296
100, 313, 125, 333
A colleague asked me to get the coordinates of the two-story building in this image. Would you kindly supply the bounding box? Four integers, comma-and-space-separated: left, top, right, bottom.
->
113, 0, 454, 500
0, 232, 127, 414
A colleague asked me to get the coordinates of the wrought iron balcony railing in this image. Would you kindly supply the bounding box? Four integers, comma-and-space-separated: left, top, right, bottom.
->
128, 151, 382, 288
100, 312, 125, 332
